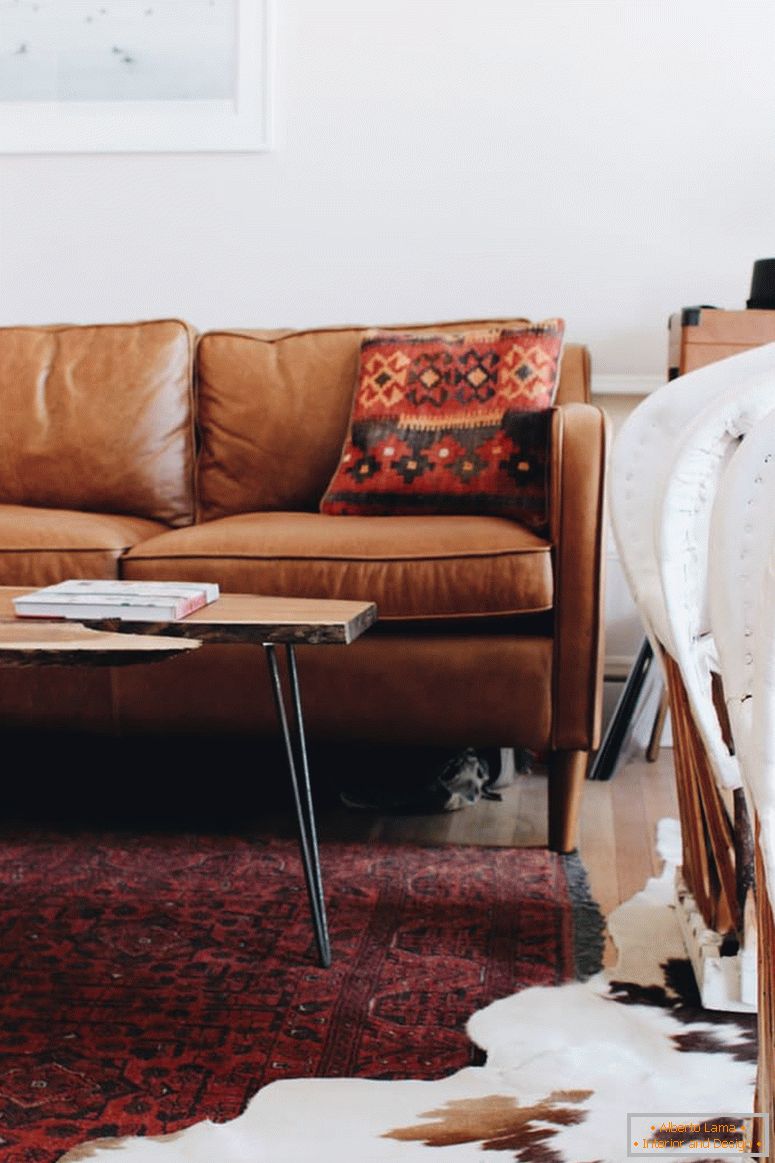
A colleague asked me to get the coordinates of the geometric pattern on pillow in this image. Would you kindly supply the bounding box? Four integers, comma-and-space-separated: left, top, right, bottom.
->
320, 320, 563, 529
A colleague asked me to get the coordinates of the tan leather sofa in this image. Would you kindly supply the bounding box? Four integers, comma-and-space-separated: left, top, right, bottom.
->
0, 317, 607, 852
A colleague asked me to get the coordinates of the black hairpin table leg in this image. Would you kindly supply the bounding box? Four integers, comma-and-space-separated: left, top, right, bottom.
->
588, 637, 654, 781
265, 642, 331, 968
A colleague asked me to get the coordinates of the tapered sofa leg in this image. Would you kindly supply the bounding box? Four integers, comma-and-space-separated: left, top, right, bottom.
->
547, 749, 589, 853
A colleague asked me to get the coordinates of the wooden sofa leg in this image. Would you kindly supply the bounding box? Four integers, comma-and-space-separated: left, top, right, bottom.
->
547, 750, 589, 853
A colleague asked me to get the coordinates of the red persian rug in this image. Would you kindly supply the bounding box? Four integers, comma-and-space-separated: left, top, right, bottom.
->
0, 830, 603, 1163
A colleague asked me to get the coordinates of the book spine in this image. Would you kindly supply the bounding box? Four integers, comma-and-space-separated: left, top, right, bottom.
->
177, 593, 208, 618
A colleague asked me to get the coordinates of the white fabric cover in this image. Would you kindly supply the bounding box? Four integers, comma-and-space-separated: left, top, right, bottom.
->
752, 548, 775, 905
709, 406, 775, 892
610, 342, 775, 795
610, 342, 775, 654
655, 385, 775, 789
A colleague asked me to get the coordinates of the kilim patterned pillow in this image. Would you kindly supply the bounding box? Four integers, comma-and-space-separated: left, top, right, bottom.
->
320, 320, 564, 529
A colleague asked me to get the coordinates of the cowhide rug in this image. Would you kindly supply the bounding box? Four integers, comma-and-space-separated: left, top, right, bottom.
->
61, 820, 757, 1163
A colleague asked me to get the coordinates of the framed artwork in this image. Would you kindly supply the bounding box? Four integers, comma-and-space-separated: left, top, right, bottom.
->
0, 0, 272, 153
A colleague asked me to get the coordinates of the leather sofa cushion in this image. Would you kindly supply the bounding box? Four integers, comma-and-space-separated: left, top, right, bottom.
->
0, 503, 167, 586
122, 512, 553, 621
195, 321, 590, 521
0, 320, 196, 526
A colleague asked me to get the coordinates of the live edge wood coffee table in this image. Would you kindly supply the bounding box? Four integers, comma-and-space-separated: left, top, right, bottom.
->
0, 589, 377, 968
0, 615, 201, 667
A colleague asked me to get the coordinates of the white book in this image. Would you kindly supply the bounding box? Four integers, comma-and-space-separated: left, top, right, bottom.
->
13, 579, 220, 622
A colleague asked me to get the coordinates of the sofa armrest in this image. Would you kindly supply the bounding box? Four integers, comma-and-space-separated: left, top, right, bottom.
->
549, 402, 609, 750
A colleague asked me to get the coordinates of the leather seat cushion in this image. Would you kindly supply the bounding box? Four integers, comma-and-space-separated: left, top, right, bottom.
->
122, 511, 553, 621
0, 504, 168, 586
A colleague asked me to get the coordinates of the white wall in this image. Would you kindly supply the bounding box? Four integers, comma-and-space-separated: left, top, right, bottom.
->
1, 0, 773, 377
1, 0, 771, 682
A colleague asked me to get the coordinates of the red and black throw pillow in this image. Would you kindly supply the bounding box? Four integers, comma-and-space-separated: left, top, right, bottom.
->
320, 320, 564, 529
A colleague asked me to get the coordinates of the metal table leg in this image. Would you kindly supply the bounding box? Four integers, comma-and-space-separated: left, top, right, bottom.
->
264, 642, 331, 967
588, 637, 655, 781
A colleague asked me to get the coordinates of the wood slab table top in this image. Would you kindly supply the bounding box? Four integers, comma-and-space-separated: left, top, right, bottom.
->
0, 589, 378, 647
0, 617, 201, 668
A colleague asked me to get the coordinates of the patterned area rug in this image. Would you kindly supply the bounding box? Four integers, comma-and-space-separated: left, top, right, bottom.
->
56, 821, 759, 1163
0, 830, 602, 1163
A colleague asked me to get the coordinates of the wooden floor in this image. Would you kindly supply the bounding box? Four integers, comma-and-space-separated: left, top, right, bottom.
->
313, 747, 679, 946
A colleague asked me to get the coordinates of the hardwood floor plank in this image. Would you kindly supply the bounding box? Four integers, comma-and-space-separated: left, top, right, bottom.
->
444, 784, 526, 846
610, 761, 661, 907
507, 772, 547, 847
579, 779, 620, 917
375, 809, 457, 846
639, 752, 680, 876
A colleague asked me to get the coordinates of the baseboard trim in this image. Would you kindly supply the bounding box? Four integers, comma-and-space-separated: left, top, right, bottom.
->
592, 373, 664, 397
605, 654, 636, 680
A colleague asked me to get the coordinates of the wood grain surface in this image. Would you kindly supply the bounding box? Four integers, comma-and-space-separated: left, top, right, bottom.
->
0, 588, 378, 646
0, 618, 201, 668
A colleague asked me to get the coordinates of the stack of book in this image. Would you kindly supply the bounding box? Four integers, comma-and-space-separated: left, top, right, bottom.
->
13, 579, 220, 622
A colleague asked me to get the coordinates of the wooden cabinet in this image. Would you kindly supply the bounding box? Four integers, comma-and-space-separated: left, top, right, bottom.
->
668, 306, 775, 379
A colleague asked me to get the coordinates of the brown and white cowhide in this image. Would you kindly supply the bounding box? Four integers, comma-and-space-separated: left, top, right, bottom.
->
62, 820, 757, 1163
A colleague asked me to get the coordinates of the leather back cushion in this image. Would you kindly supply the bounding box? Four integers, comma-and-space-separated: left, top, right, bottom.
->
196, 321, 590, 521
0, 320, 196, 527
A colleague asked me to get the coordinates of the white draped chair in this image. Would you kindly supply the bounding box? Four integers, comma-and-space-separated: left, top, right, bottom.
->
651, 378, 775, 1008
610, 342, 775, 1010
612, 342, 775, 663
709, 404, 775, 1142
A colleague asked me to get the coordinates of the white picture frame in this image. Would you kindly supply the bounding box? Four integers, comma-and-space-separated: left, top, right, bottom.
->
0, 0, 272, 154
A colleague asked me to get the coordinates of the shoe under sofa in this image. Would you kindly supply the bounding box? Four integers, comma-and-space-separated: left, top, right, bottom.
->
0, 317, 607, 852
